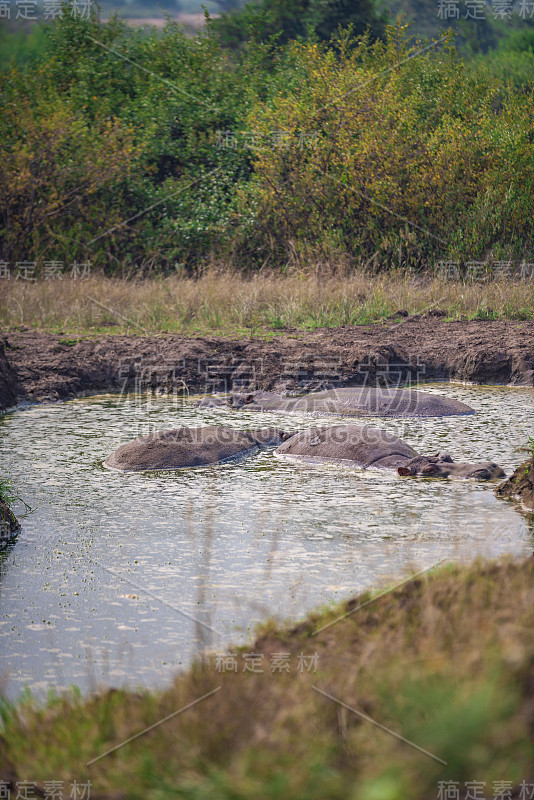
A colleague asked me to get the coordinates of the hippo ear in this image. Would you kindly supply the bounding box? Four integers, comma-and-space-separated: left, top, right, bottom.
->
281, 431, 293, 441
398, 466, 415, 476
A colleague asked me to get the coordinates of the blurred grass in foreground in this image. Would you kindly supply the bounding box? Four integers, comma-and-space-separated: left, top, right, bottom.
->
2, 556, 534, 798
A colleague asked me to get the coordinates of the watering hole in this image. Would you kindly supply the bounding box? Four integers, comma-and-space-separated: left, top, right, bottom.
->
0, 384, 533, 700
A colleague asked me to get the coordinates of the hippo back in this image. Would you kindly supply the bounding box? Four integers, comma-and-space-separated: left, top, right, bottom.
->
275, 425, 418, 469
104, 426, 285, 472
243, 388, 473, 417
290, 388, 474, 417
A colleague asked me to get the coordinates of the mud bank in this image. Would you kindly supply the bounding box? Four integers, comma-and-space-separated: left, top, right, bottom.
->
1, 318, 533, 409
496, 455, 534, 513
0, 339, 18, 411
0, 497, 20, 548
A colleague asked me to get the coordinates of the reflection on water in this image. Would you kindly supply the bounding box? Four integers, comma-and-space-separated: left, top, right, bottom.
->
0, 384, 533, 699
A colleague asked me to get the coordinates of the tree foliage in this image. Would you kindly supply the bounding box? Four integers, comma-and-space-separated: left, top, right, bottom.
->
0, 11, 533, 273
209, 0, 386, 48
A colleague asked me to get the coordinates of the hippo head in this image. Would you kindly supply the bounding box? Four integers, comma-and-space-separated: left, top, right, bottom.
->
228, 393, 255, 408
398, 454, 506, 481
251, 429, 294, 447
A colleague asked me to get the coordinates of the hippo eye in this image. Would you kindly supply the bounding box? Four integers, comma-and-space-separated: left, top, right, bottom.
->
244, 394, 254, 404
422, 464, 439, 476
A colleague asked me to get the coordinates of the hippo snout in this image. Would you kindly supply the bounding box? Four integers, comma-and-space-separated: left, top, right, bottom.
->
467, 463, 506, 480
398, 456, 506, 481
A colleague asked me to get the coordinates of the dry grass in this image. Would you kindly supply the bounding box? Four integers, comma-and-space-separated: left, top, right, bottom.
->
1, 270, 533, 336
2, 557, 534, 799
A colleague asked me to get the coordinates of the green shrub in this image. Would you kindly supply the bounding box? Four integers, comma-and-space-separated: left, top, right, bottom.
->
0, 8, 284, 272
237, 25, 534, 268
1, 12, 533, 273
209, 0, 385, 50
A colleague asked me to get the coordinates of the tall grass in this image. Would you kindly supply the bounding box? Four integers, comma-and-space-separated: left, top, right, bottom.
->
1, 271, 533, 335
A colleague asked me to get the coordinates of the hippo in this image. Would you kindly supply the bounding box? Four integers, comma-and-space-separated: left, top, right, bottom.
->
197, 388, 474, 418
104, 426, 289, 472
274, 425, 505, 480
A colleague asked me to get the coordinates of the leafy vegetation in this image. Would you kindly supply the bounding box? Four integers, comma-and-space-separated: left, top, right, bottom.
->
0, 479, 31, 515
209, 0, 386, 49
470, 25, 534, 86
0, 477, 29, 542
0, 478, 20, 509
0, 7, 533, 274
0, 20, 51, 67
241, 23, 534, 269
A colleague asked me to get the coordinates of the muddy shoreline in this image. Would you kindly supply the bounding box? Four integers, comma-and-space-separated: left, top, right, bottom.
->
497, 456, 534, 513
1, 318, 534, 410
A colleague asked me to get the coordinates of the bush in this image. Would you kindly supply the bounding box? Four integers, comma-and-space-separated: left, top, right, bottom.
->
236, 25, 534, 268
1, 12, 533, 273
209, 0, 385, 50
0, 8, 284, 272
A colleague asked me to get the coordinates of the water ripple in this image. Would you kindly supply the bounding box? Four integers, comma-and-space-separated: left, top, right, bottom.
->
0, 384, 532, 699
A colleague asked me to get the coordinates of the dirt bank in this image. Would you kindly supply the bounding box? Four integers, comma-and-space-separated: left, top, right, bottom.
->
0, 497, 21, 548
496, 455, 534, 513
0, 339, 19, 411
1, 318, 533, 409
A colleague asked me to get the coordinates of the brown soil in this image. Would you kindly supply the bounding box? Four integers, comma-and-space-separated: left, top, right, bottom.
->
0, 339, 19, 411
1, 318, 533, 409
496, 455, 534, 513
0, 497, 20, 549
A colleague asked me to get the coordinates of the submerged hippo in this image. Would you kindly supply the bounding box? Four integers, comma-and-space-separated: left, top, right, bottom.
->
274, 425, 505, 480
198, 388, 474, 418
104, 426, 289, 472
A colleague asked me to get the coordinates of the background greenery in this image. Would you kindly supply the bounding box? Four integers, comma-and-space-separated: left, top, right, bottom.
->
1, 1, 533, 274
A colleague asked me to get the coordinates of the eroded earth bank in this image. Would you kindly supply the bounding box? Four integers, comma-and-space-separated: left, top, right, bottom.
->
1, 318, 534, 410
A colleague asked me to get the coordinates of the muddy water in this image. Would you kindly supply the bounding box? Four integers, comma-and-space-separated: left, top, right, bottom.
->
0, 385, 533, 700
